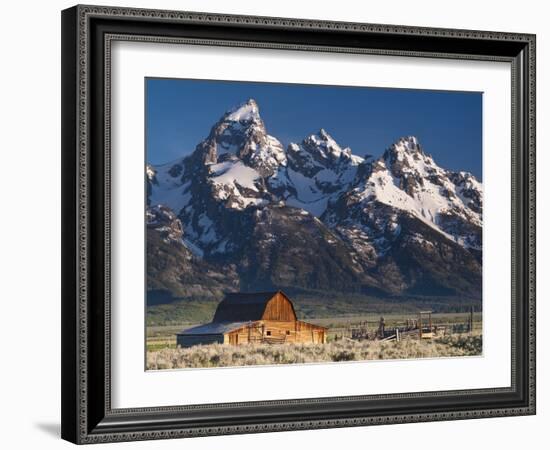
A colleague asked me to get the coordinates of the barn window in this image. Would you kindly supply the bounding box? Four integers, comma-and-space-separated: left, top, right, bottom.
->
266, 331, 271, 336
286, 330, 290, 335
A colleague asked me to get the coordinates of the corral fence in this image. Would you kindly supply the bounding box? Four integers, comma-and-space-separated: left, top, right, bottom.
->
331, 308, 480, 343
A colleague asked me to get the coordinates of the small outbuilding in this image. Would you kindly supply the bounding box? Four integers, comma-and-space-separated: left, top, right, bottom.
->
177, 291, 327, 347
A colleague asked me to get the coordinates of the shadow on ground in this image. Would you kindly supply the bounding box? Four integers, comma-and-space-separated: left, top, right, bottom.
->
35, 422, 60, 438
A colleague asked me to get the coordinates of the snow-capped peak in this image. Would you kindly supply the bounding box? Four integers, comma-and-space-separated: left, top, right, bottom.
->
147, 102, 483, 262
302, 129, 353, 160
286, 129, 363, 175
224, 98, 261, 123
392, 136, 422, 153
383, 136, 439, 183
187, 98, 287, 176
268, 129, 365, 217
335, 136, 483, 250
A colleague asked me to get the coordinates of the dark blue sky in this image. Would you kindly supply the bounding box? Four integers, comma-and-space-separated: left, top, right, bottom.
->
146, 78, 482, 179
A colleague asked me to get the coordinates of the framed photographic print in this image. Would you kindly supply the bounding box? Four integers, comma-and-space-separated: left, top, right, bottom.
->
61, 4, 536, 444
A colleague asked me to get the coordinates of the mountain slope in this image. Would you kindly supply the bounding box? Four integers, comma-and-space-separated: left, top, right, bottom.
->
146, 204, 240, 303
147, 99, 483, 302
269, 129, 364, 216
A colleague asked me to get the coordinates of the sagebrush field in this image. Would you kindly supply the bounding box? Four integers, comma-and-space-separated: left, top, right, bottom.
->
146, 332, 482, 370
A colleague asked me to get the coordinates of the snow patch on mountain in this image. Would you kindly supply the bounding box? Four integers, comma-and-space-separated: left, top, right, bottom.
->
209, 159, 269, 210
268, 129, 365, 217
146, 164, 156, 181
149, 178, 192, 216
211, 160, 261, 192
147, 100, 483, 269
151, 158, 187, 188
384, 136, 482, 245
182, 237, 204, 258
355, 163, 457, 242
326, 136, 483, 252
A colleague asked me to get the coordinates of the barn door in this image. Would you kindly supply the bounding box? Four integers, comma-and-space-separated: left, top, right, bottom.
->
313, 330, 323, 344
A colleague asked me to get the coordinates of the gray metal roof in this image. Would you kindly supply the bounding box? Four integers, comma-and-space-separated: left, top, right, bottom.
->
177, 321, 249, 336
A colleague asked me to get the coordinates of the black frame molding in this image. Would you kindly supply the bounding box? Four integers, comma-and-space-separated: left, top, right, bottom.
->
61, 4, 536, 444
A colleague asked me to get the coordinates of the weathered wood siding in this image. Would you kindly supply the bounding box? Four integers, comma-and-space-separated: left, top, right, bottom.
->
261, 292, 297, 321
225, 323, 263, 345
178, 292, 327, 347
224, 320, 326, 345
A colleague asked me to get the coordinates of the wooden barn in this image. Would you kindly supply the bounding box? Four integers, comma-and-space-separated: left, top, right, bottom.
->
177, 291, 327, 348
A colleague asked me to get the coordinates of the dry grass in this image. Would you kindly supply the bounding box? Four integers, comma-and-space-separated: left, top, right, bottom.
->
146, 333, 482, 370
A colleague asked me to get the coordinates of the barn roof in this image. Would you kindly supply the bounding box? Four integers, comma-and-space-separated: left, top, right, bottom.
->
178, 322, 248, 336
213, 291, 290, 322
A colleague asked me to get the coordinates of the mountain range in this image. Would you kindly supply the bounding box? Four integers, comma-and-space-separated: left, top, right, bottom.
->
146, 98, 482, 306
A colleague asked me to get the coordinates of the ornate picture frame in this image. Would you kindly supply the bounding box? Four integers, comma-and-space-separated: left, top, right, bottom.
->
61, 4, 535, 444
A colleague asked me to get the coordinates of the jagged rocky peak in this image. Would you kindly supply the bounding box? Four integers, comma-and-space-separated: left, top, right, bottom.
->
146, 204, 184, 244
300, 129, 355, 161
195, 98, 286, 177
449, 170, 482, 193
326, 134, 483, 253
378, 136, 440, 197
287, 128, 362, 176
383, 136, 429, 170
267, 129, 366, 217
305, 129, 351, 158
224, 98, 262, 124
380, 136, 483, 216
392, 135, 423, 153
448, 170, 483, 214
147, 102, 484, 298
